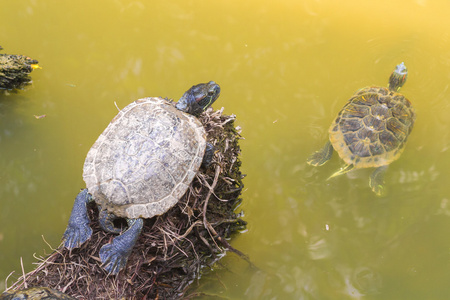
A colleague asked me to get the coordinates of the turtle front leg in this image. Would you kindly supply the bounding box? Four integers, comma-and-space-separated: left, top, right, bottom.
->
307, 141, 334, 166
62, 189, 93, 249
99, 218, 144, 274
369, 165, 388, 196
201, 142, 215, 168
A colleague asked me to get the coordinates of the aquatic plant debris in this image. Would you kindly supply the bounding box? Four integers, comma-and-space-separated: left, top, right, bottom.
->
4, 105, 247, 299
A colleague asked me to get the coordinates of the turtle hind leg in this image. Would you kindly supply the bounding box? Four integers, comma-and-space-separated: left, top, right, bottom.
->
99, 218, 144, 274
327, 163, 354, 180
369, 165, 388, 196
63, 189, 94, 249
307, 141, 333, 166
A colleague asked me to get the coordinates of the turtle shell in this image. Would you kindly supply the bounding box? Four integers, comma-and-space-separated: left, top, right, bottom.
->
83, 97, 206, 219
329, 86, 415, 168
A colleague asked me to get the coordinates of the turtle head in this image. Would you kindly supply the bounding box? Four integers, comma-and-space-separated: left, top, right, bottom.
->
176, 81, 221, 116
388, 62, 408, 92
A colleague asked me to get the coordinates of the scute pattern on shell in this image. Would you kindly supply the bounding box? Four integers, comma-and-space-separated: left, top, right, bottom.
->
329, 86, 415, 168
83, 97, 206, 219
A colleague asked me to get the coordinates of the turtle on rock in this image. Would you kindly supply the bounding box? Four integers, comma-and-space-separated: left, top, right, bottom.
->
307, 63, 415, 195
63, 81, 220, 274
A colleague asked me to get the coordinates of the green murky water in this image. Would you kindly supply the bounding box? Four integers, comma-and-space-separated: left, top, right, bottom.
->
1, 1, 450, 299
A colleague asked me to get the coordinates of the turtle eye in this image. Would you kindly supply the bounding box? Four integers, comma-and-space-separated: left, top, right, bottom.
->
207, 84, 220, 97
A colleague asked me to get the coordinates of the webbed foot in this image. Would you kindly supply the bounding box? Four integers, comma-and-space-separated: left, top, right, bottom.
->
99, 218, 144, 274
63, 222, 93, 249
307, 141, 333, 166
63, 189, 93, 249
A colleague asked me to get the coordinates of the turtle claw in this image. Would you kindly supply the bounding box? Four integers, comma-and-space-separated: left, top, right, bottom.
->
63, 189, 93, 249
63, 223, 93, 249
307, 151, 327, 166
98, 218, 144, 274
99, 243, 129, 275
307, 141, 333, 167
371, 184, 386, 197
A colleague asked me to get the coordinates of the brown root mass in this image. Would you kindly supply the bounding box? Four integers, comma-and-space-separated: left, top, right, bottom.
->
5, 106, 246, 299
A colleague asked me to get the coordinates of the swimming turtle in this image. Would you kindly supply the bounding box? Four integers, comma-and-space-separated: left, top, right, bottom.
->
62, 81, 221, 274
307, 63, 415, 195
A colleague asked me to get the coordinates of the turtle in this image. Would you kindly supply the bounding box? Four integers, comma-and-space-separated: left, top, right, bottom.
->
62, 81, 221, 274
307, 62, 415, 195
0, 46, 40, 90
0, 286, 75, 300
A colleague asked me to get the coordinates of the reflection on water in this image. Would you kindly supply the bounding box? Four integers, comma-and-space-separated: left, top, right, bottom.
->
307, 235, 331, 261
352, 267, 382, 296
1, 0, 450, 298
